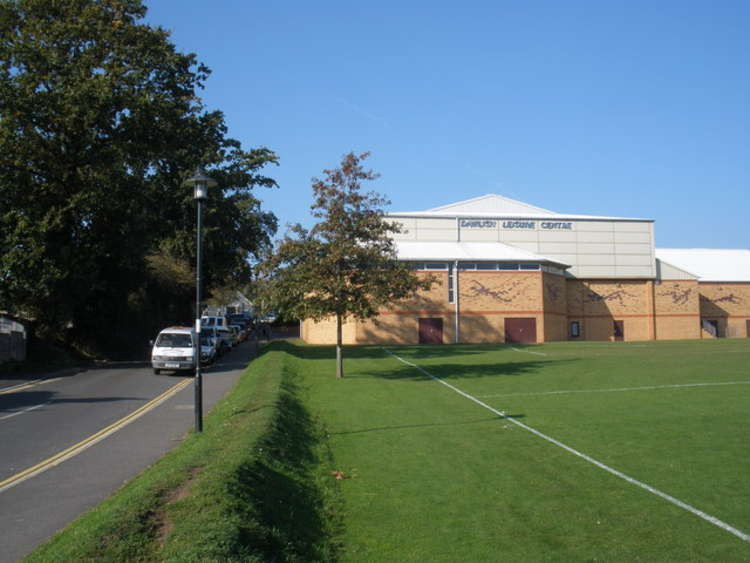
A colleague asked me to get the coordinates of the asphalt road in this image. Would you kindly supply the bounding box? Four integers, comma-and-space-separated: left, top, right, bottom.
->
0, 339, 259, 562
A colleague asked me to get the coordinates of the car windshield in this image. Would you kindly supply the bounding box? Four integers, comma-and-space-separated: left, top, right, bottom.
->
200, 336, 212, 345
155, 333, 193, 348
201, 318, 215, 327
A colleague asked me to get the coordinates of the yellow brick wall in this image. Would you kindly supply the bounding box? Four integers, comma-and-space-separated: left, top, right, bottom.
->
300, 316, 356, 345
388, 271, 452, 314
699, 283, 750, 338
301, 272, 750, 346
543, 272, 567, 342
566, 280, 653, 341
356, 314, 457, 345
458, 271, 543, 343
653, 280, 700, 340
459, 314, 507, 343
459, 271, 542, 312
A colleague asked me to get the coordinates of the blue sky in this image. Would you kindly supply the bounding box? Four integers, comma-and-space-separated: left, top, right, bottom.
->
145, 1, 749, 248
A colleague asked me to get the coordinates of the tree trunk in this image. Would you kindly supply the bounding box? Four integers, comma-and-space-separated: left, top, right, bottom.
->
336, 313, 344, 379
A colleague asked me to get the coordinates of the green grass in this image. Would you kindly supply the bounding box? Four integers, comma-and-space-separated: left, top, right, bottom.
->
26, 338, 750, 561
291, 338, 750, 562
26, 344, 341, 562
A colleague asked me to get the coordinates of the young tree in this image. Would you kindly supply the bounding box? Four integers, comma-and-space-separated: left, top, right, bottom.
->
0, 0, 277, 356
263, 152, 433, 378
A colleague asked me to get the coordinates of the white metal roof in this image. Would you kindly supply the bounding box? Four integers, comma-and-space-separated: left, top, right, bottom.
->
390, 194, 652, 222
427, 194, 557, 215
655, 249, 750, 282
395, 241, 570, 267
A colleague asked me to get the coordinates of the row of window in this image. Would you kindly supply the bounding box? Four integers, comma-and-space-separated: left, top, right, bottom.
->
569, 320, 624, 339
408, 262, 541, 271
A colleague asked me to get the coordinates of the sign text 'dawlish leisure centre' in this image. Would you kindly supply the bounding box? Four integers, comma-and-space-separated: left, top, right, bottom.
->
460, 219, 574, 230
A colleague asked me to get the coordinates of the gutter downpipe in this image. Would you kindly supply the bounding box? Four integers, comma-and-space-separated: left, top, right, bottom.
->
455, 259, 460, 344
455, 216, 460, 344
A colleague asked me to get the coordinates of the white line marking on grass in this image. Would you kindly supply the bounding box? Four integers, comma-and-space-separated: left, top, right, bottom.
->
510, 347, 547, 357
383, 348, 750, 543
478, 380, 750, 399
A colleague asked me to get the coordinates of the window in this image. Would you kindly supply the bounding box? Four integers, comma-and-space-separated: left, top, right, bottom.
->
570, 321, 580, 338
454, 262, 544, 271
155, 333, 193, 348
448, 263, 455, 303
424, 262, 448, 270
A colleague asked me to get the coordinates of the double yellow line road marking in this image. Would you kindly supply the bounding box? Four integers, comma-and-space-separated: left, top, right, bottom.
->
0, 378, 193, 493
0, 377, 65, 395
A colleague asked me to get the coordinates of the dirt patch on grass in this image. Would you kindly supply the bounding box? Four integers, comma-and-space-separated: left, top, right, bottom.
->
153, 466, 204, 547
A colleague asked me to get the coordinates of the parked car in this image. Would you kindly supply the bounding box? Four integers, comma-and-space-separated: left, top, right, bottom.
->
199, 333, 217, 364
201, 327, 226, 356
226, 325, 240, 347
229, 324, 246, 343
151, 326, 196, 375
201, 315, 228, 329
214, 325, 234, 351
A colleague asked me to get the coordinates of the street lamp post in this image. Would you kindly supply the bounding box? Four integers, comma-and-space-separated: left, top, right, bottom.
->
183, 167, 216, 433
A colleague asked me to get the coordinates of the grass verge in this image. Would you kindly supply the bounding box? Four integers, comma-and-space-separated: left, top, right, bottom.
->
290, 338, 750, 561
25, 342, 342, 562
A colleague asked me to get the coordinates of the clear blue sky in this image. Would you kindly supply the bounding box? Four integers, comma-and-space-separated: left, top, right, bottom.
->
145, 0, 749, 249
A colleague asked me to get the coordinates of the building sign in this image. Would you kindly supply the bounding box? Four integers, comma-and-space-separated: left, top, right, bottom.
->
541, 221, 573, 230
460, 219, 576, 230
460, 219, 497, 229
501, 221, 535, 229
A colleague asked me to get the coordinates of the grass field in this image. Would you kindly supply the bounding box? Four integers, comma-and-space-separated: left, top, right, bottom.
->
287, 338, 750, 561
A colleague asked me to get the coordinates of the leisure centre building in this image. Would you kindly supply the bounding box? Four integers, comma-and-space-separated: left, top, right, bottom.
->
301, 194, 750, 345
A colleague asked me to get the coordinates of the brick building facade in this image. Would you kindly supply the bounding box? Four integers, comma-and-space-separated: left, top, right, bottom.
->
301, 195, 750, 345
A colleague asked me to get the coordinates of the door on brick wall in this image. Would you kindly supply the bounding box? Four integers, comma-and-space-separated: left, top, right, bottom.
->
746, 320, 750, 338
418, 318, 443, 344
702, 319, 719, 338
614, 320, 624, 341
504, 318, 537, 344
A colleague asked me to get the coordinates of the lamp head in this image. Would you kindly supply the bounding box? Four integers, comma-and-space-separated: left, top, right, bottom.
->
183, 167, 217, 201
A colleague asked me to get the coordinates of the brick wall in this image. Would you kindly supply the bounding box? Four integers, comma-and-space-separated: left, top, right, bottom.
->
653, 280, 700, 340
300, 273, 750, 345
698, 282, 750, 338
543, 272, 567, 342
566, 280, 653, 341
300, 316, 356, 345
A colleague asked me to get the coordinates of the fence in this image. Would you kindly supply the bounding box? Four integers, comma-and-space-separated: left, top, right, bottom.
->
0, 316, 26, 362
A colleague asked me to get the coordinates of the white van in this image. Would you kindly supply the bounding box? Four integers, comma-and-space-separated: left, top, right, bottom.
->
201, 315, 228, 328
151, 326, 196, 375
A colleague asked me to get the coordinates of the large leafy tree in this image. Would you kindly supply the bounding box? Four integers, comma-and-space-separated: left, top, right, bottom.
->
0, 0, 277, 356
263, 152, 433, 378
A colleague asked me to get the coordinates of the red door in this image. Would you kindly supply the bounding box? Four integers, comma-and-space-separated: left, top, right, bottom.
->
504, 318, 537, 344
418, 318, 443, 344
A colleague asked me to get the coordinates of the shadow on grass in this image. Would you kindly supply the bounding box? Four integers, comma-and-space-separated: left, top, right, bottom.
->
279, 340, 498, 362
225, 375, 339, 561
276, 340, 572, 381
331, 414, 525, 436
346, 358, 574, 381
